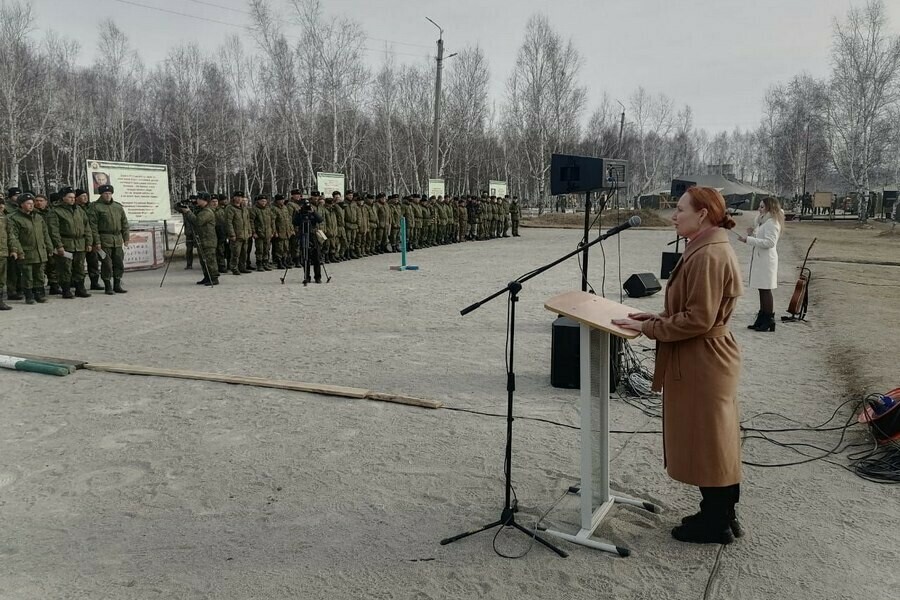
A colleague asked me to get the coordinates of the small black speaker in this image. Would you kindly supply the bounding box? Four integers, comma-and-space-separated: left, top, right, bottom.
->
624, 273, 661, 298
550, 316, 619, 392
660, 251, 681, 279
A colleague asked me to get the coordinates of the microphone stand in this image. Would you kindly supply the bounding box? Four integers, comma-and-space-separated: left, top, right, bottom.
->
441, 223, 636, 557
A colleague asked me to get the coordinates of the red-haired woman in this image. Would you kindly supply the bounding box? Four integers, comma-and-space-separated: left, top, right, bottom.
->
614, 186, 744, 545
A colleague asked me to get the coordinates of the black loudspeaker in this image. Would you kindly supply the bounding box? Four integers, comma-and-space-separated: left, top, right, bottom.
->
623, 273, 661, 298
550, 316, 618, 392
660, 251, 681, 279
670, 179, 696, 199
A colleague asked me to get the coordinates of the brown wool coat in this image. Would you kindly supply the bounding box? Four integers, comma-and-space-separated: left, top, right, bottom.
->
641, 228, 744, 487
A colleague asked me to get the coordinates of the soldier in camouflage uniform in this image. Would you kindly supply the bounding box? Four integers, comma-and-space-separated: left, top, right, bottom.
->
4, 187, 23, 300
225, 191, 252, 275
251, 194, 274, 271
211, 195, 229, 273
33, 194, 59, 295
46, 186, 92, 299
343, 191, 360, 259
8, 193, 53, 305
355, 193, 370, 257
0, 200, 17, 309
287, 189, 302, 266
374, 193, 389, 253
183, 194, 198, 269
388, 195, 401, 251
271, 194, 293, 269
178, 193, 219, 285
501, 195, 511, 237
510, 196, 522, 236
88, 184, 130, 295
77, 190, 103, 291
365, 194, 378, 255
330, 191, 346, 261
400, 196, 415, 251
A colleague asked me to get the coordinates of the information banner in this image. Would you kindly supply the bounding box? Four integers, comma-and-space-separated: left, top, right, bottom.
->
86, 160, 171, 222
428, 178, 446, 198
124, 226, 166, 271
316, 172, 346, 198
489, 180, 508, 197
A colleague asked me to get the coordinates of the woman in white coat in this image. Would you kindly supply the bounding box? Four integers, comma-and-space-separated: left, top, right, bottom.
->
737, 197, 784, 332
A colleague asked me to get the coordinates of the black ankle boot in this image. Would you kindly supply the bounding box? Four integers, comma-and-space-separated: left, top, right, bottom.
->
61, 286, 75, 299
747, 311, 763, 329
113, 279, 127, 293
104, 280, 114, 295
681, 512, 744, 538
24, 289, 35, 305
0, 290, 11, 310
48, 283, 61, 295
751, 312, 775, 332
89, 276, 103, 291
74, 282, 91, 298
33, 287, 47, 303
672, 516, 735, 545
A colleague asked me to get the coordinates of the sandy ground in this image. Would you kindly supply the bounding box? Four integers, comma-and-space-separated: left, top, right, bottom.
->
0, 219, 897, 599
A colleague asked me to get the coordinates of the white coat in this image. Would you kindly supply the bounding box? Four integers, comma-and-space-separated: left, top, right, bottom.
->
747, 215, 780, 290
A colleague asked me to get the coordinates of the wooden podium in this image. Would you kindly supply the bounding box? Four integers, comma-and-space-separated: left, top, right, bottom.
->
543, 291, 658, 556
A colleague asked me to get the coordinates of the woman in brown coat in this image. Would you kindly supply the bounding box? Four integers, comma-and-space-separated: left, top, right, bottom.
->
614, 186, 744, 545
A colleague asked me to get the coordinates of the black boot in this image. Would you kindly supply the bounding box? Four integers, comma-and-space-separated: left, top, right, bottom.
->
0, 290, 11, 310
61, 286, 75, 299
113, 279, 127, 293
747, 311, 763, 329
680, 512, 744, 538
751, 312, 775, 332
24, 289, 35, 305
89, 275, 103, 291
48, 283, 61, 295
197, 278, 210, 285
671, 517, 734, 545
104, 280, 114, 295
33, 287, 47, 303
7, 289, 22, 301
74, 281, 91, 298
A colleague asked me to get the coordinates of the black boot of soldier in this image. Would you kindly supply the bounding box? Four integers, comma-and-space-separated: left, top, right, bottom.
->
74, 281, 91, 298
103, 280, 114, 295
113, 279, 127, 293
48, 283, 61, 295
61, 286, 75, 299
90, 275, 103, 291
33, 287, 47, 303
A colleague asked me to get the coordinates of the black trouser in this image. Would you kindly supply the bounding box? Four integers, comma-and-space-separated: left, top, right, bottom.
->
699, 484, 740, 526
302, 238, 321, 282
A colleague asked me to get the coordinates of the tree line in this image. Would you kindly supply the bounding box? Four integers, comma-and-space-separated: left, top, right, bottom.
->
1, 0, 898, 220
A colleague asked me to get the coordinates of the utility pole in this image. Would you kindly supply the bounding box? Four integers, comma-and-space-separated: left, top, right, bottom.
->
616, 100, 626, 157
427, 18, 455, 179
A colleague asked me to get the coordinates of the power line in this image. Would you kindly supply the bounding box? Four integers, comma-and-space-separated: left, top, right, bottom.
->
110, 0, 431, 59
184, 0, 434, 49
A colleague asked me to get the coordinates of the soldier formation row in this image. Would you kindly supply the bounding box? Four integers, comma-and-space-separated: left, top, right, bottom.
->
1, 184, 129, 310
180, 190, 524, 283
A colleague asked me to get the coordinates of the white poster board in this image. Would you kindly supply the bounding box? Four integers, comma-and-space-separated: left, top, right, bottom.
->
317, 172, 345, 197
489, 180, 508, 197
428, 178, 446, 198
124, 226, 166, 271
86, 160, 170, 222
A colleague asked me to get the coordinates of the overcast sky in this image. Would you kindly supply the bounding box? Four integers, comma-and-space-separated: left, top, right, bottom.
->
30, 0, 900, 133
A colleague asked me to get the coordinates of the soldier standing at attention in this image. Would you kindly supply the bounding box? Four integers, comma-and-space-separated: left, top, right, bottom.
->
374, 192, 389, 253
183, 194, 198, 270
344, 190, 360, 259
365, 194, 378, 255
251, 194, 274, 271
331, 191, 346, 261
211, 195, 228, 274
388, 194, 402, 251
225, 191, 251, 275
178, 193, 219, 286
287, 189, 302, 266
47, 186, 92, 299
510, 196, 522, 237
4, 187, 23, 301
89, 184, 129, 295
271, 194, 293, 269
356, 193, 370, 257
501, 195, 511, 237
33, 194, 59, 295
8, 193, 53, 305
0, 201, 17, 309
78, 189, 103, 291
320, 191, 337, 263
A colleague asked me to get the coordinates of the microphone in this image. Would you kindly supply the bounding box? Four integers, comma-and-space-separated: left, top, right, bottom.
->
599, 215, 641, 240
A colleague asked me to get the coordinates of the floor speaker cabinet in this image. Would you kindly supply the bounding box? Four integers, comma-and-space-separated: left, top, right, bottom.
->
623, 273, 662, 298
550, 315, 620, 392
660, 251, 681, 279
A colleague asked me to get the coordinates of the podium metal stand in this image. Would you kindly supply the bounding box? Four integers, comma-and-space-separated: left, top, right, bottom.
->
543, 291, 658, 556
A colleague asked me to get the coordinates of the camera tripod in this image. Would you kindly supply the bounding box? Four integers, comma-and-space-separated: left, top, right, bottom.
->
280, 219, 330, 285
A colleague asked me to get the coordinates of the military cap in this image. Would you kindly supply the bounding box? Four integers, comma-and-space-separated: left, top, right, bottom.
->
376, 192, 386, 199
7, 187, 21, 197
411, 194, 421, 199
198, 192, 211, 201
189, 194, 199, 201
59, 186, 75, 196
290, 189, 302, 195
311, 190, 321, 197
274, 193, 286, 201
218, 193, 227, 201
231, 190, 245, 198
98, 184, 114, 194
332, 191, 341, 197
18, 192, 35, 203
346, 189, 354, 195
429, 195, 436, 201
75, 188, 87, 196
366, 193, 375, 200
255, 194, 268, 202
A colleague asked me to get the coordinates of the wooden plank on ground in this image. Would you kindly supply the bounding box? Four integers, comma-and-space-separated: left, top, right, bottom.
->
83, 362, 442, 409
